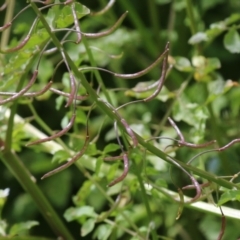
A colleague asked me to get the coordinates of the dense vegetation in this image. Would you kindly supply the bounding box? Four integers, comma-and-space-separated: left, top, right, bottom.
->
1, 0, 240, 239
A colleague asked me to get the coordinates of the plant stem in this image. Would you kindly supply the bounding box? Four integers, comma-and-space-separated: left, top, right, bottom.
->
185, 0, 197, 35
148, 0, 161, 45
0, 0, 15, 50
132, 161, 158, 240
0, 150, 75, 240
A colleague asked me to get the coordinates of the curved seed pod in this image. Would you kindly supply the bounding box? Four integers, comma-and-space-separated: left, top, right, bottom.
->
0, 81, 52, 97
167, 117, 216, 148
132, 80, 160, 93
71, 3, 81, 43
167, 156, 201, 203
91, 0, 115, 16
49, 88, 88, 100
64, 0, 74, 4
108, 153, 129, 187
79, 47, 168, 79
0, 70, 38, 105
1, 17, 39, 53
120, 118, 138, 148
41, 108, 91, 179
41, 133, 89, 179
182, 182, 211, 190
218, 138, 240, 151
60, 50, 76, 107
0, 2, 7, 11
168, 117, 185, 142
144, 42, 169, 102
83, 12, 127, 39
0, 22, 11, 32
187, 138, 240, 165
26, 113, 76, 146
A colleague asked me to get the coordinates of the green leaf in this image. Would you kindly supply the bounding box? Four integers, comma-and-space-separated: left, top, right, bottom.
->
52, 150, 71, 163
81, 218, 95, 237
188, 32, 208, 44
64, 206, 97, 222
223, 28, 240, 53
218, 190, 240, 206
55, 3, 90, 28
224, 13, 240, 25
155, 179, 168, 188
93, 224, 112, 240
9, 221, 39, 236
103, 143, 120, 154
174, 57, 193, 72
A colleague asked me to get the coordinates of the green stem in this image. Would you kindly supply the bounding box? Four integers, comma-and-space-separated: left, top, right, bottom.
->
0, 150, 75, 240
30, 1, 239, 191
148, 0, 161, 44
4, 57, 37, 151
0, 0, 15, 50
132, 161, 158, 240
185, 0, 197, 35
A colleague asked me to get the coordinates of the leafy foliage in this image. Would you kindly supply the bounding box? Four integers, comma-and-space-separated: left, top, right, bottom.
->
1, 0, 240, 240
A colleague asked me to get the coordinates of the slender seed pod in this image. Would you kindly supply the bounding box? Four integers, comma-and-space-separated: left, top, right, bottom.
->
1, 17, 39, 53
49, 88, 88, 100
0, 70, 38, 105
0, 81, 52, 97
0, 22, 11, 32
26, 113, 76, 146
41, 106, 93, 179
71, 3, 82, 43
144, 42, 169, 102
108, 153, 129, 187
91, 0, 115, 16
79, 47, 169, 79
83, 12, 128, 39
